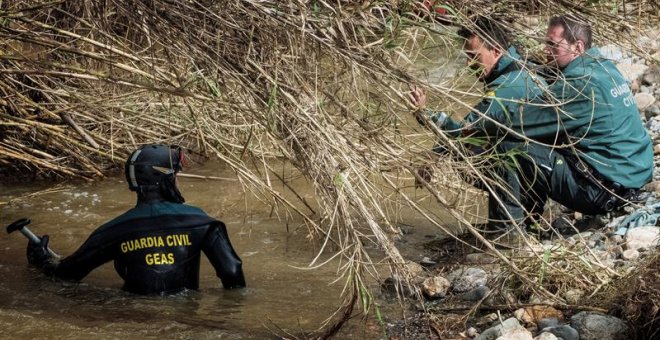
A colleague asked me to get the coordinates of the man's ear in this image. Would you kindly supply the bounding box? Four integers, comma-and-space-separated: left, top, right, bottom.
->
490, 46, 504, 58
574, 40, 586, 55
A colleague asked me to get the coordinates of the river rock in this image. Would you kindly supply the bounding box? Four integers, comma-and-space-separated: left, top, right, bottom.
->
644, 180, 660, 193
600, 44, 627, 63
513, 306, 563, 327
622, 249, 640, 260
457, 285, 490, 301
495, 326, 533, 340
421, 275, 450, 299
636, 93, 656, 111
542, 324, 580, 340
642, 64, 659, 85
533, 332, 559, 340
475, 317, 521, 340
447, 267, 488, 293
467, 327, 479, 337
625, 226, 660, 250
537, 318, 560, 330
646, 105, 660, 120
570, 312, 629, 340
617, 63, 649, 82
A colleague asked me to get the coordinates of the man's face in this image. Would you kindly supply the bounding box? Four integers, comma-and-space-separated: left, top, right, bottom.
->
464, 36, 502, 81
544, 25, 581, 69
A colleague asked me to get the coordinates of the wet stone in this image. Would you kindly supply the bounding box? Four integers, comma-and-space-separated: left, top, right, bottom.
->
536, 318, 560, 330
447, 267, 488, 293
495, 326, 533, 340
636, 93, 656, 111
622, 249, 640, 260
542, 324, 579, 340
570, 312, 629, 340
625, 226, 660, 250
475, 317, 521, 340
534, 332, 559, 340
421, 275, 450, 299
457, 285, 490, 301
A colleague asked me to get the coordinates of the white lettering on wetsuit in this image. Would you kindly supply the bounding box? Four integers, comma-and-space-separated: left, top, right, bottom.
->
119, 233, 193, 266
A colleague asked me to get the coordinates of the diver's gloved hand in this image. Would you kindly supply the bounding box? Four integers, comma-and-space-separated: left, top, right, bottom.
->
27, 234, 53, 267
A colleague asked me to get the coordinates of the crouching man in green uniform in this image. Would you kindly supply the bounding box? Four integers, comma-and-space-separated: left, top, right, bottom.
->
26, 144, 246, 294
409, 16, 549, 228
410, 15, 653, 230
498, 15, 653, 223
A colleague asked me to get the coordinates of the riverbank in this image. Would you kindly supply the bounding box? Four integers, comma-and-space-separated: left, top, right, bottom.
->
385, 29, 660, 340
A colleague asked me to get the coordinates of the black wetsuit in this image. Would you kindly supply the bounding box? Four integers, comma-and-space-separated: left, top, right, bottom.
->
45, 200, 245, 294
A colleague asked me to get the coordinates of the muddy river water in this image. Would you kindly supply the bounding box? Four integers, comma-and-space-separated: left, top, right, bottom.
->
0, 159, 455, 339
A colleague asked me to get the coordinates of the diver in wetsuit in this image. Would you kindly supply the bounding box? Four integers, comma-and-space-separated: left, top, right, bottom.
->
26, 144, 246, 294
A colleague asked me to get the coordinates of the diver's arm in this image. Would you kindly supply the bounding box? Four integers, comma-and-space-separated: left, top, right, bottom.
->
202, 221, 246, 289
46, 231, 115, 281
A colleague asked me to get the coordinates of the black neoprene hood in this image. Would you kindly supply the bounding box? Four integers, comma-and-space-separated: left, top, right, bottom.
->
125, 144, 184, 191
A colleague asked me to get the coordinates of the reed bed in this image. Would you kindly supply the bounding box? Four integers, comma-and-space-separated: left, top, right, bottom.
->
0, 1, 657, 337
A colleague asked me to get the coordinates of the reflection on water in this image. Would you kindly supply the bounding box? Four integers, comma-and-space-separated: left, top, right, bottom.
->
0, 161, 393, 339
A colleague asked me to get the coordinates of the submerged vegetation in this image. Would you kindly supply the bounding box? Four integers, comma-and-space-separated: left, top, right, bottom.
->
0, 0, 658, 338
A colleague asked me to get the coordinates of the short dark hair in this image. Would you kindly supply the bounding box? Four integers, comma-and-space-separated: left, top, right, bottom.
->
457, 16, 510, 50
548, 15, 592, 49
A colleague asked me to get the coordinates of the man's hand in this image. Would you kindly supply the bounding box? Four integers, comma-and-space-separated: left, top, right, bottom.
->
408, 84, 427, 109
27, 234, 53, 268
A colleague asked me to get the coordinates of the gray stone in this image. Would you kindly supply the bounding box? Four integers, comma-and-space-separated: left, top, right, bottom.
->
419, 256, 436, 266
495, 326, 533, 340
644, 180, 660, 193
625, 226, 660, 251
616, 63, 649, 82
622, 249, 640, 260
645, 105, 660, 120
533, 332, 559, 340
467, 327, 479, 337
636, 93, 656, 111
600, 45, 626, 62
648, 119, 660, 134
458, 285, 490, 301
475, 317, 521, 340
447, 267, 488, 293
542, 324, 579, 340
640, 85, 653, 94
421, 275, 450, 299
537, 318, 560, 330
570, 311, 629, 340
642, 64, 659, 85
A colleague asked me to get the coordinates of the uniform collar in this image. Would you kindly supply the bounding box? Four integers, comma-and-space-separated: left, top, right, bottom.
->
561, 47, 601, 74
483, 46, 522, 84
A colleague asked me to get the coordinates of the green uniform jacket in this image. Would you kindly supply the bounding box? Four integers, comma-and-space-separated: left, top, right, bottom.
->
439, 47, 547, 138
507, 48, 653, 189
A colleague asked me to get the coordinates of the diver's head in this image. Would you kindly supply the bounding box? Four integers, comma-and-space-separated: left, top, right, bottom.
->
125, 144, 186, 203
